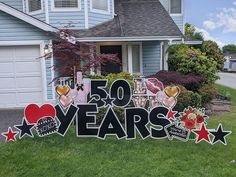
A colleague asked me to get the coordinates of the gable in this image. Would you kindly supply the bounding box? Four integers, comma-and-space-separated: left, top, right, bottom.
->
0, 10, 55, 41
2, 0, 23, 11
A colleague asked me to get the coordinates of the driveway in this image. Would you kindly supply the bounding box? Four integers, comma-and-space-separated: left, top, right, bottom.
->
0, 109, 23, 142
216, 72, 236, 89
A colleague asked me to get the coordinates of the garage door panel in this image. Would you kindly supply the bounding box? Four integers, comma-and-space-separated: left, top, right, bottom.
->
0, 93, 17, 106
16, 77, 42, 89
0, 47, 14, 60
0, 45, 44, 108
0, 62, 14, 74
15, 61, 41, 74
18, 92, 43, 105
0, 77, 15, 89
15, 46, 40, 58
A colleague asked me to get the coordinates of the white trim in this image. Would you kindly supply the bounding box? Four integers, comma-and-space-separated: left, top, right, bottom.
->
169, 0, 183, 16
127, 42, 143, 75
171, 40, 203, 45
84, 0, 89, 29
49, 40, 56, 101
160, 42, 164, 70
0, 40, 47, 46
128, 44, 133, 74
0, 2, 58, 32
45, 0, 50, 24
26, 0, 44, 15
112, 0, 115, 17
40, 41, 48, 102
51, 0, 81, 12
182, 0, 185, 34
77, 36, 183, 42
22, 0, 26, 13
90, 0, 110, 14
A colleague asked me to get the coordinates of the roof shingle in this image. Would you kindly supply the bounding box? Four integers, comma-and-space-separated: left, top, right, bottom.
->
76, 0, 183, 38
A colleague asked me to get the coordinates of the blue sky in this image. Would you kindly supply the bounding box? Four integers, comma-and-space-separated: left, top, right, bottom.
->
185, 0, 236, 47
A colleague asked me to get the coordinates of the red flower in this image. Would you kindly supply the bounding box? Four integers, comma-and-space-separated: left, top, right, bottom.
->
185, 110, 193, 115
181, 115, 188, 122
185, 120, 195, 129
196, 115, 204, 123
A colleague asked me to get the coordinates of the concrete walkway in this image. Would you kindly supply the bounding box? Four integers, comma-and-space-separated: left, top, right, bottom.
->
0, 109, 23, 142
216, 72, 236, 89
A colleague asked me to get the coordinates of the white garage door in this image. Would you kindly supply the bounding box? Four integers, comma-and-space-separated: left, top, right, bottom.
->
0, 45, 44, 108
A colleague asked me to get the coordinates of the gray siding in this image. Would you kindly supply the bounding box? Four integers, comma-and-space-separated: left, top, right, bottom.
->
88, 0, 113, 28
159, 0, 184, 33
171, 15, 184, 33
48, 0, 85, 29
34, 13, 46, 22
159, 0, 169, 10
2, 0, 23, 11
142, 41, 161, 76
0, 11, 52, 41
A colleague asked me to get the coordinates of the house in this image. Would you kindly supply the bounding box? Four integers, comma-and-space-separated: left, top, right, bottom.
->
223, 54, 236, 72
0, 0, 186, 108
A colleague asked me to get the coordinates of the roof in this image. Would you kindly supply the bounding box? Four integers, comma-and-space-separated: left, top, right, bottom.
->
0, 2, 58, 33
76, 0, 183, 41
225, 54, 236, 59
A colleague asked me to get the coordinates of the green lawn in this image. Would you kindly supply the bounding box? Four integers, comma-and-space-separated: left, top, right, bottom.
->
0, 85, 235, 177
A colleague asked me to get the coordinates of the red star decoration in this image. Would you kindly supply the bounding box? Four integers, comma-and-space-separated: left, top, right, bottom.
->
193, 123, 211, 144
2, 127, 18, 142
167, 110, 178, 120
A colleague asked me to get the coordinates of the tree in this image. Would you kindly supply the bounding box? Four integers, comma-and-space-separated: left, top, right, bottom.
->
47, 29, 120, 84
223, 44, 236, 54
185, 23, 204, 41
201, 40, 224, 70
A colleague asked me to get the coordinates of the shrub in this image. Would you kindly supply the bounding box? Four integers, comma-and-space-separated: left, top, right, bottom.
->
198, 84, 218, 105
174, 85, 202, 112
96, 107, 125, 123
167, 44, 219, 84
147, 71, 205, 91
105, 72, 135, 88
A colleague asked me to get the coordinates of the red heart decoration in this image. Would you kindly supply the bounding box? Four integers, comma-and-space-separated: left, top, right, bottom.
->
24, 104, 56, 124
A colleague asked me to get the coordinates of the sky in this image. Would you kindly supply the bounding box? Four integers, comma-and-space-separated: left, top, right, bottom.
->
185, 0, 236, 47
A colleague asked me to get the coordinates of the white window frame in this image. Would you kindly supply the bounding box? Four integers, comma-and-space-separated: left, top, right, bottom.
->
128, 42, 143, 75
51, 0, 81, 12
90, 0, 110, 14
26, 0, 43, 15
169, 0, 183, 16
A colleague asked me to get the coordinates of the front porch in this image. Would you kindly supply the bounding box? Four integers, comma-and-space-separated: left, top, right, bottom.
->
94, 41, 169, 77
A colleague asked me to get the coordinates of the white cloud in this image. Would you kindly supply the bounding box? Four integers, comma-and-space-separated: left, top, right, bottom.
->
203, 2, 236, 33
203, 20, 217, 30
195, 27, 226, 48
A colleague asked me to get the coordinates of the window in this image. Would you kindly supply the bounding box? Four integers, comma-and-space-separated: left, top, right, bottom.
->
54, 0, 79, 8
27, 0, 42, 13
91, 0, 109, 12
170, 0, 182, 14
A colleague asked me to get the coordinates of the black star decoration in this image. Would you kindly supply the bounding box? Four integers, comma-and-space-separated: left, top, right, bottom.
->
15, 118, 35, 139
102, 95, 115, 107
210, 124, 232, 145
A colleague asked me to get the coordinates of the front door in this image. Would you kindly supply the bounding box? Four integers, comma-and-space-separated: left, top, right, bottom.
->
100, 46, 122, 75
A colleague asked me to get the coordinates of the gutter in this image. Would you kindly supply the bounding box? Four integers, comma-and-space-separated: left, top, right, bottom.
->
76, 36, 183, 42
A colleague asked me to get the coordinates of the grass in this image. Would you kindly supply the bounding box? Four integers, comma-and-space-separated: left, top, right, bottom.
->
0, 85, 236, 177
